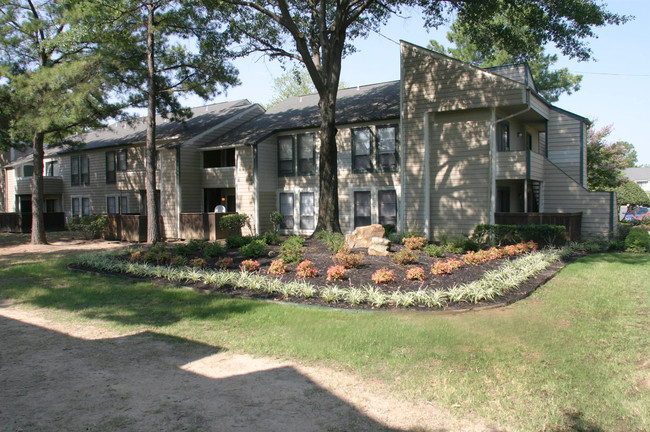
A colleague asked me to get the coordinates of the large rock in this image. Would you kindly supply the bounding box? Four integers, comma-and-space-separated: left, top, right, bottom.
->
368, 236, 391, 256
345, 224, 385, 249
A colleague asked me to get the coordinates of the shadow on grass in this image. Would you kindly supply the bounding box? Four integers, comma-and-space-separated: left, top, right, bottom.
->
1, 315, 401, 431
571, 252, 650, 266
548, 411, 604, 432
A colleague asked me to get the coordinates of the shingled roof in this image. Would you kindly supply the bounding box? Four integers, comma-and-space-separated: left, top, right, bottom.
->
62, 99, 254, 153
208, 80, 400, 148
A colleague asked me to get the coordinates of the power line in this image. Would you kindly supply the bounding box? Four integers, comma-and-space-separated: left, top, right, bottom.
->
573, 71, 650, 77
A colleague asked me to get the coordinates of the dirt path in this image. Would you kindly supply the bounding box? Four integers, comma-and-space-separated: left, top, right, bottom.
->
0, 238, 503, 431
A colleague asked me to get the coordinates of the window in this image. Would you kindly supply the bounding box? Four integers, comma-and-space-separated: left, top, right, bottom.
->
45, 161, 58, 177
71, 155, 90, 185
203, 148, 235, 168
352, 128, 372, 172
120, 196, 128, 214
376, 126, 398, 171
378, 190, 397, 227
106, 151, 116, 184
279, 193, 294, 229
118, 149, 128, 171
498, 123, 510, 152
106, 196, 118, 214
354, 191, 371, 228
22, 165, 34, 177
300, 192, 315, 230
72, 197, 90, 217
297, 134, 316, 175
278, 136, 294, 176
526, 132, 533, 151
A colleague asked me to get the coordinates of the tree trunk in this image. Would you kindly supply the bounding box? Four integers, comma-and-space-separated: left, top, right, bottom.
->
31, 131, 47, 244
314, 87, 341, 233
145, 2, 160, 243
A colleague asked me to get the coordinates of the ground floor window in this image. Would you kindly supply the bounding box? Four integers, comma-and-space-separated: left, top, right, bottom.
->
72, 197, 90, 217
279, 193, 294, 229
107, 196, 118, 214
354, 191, 371, 228
378, 190, 397, 227
300, 192, 315, 230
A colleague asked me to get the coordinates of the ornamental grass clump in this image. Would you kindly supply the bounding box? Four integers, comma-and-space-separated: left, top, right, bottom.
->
406, 266, 426, 281
268, 258, 288, 275
326, 265, 346, 282
372, 268, 396, 284
296, 260, 318, 278
240, 259, 260, 272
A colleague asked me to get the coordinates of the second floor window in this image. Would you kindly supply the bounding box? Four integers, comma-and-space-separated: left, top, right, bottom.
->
297, 134, 315, 175
376, 126, 398, 171
45, 161, 58, 177
71, 155, 89, 186
278, 136, 295, 176
106, 151, 116, 184
203, 148, 235, 168
498, 123, 510, 152
352, 125, 399, 172
352, 128, 372, 172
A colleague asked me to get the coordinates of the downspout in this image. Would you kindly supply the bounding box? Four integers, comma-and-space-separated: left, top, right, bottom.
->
399, 43, 407, 234
176, 146, 182, 239
423, 112, 431, 239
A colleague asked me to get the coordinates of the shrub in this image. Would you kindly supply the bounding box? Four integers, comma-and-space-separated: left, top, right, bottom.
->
472, 224, 567, 247
447, 235, 480, 253
203, 242, 225, 258
259, 231, 280, 245
387, 232, 403, 244
239, 239, 267, 258
219, 213, 249, 231
431, 259, 465, 275
406, 266, 426, 281
144, 250, 172, 265
315, 230, 345, 253
332, 247, 364, 268
268, 259, 288, 275
296, 260, 318, 278
173, 244, 192, 256
68, 214, 109, 239
392, 249, 418, 265
423, 244, 445, 258
572, 237, 609, 253
130, 250, 143, 262
625, 227, 650, 252
240, 259, 260, 272
372, 268, 396, 284
190, 258, 207, 268
326, 265, 346, 282
215, 257, 233, 270
402, 236, 427, 250
280, 235, 305, 263
269, 211, 284, 232
225, 235, 252, 249
171, 256, 188, 266
187, 239, 208, 252
402, 230, 423, 239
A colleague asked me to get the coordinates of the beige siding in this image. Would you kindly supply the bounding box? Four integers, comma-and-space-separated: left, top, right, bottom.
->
202, 167, 236, 188
179, 147, 202, 212
159, 149, 178, 238
5, 168, 16, 211
256, 139, 278, 234
547, 110, 583, 185
543, 159, 613, 237
429, 112, 491, 238
236, 145, 256, 235
529, 95, 550, 119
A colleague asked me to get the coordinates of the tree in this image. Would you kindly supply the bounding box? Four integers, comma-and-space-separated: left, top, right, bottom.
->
73, 0, 239, 242
615, 181, 650, 207
214, 0, 627, 233
428, 21, 582, 102
587, 123, 637, 191
267, 67, 316, 108
0, 0, 123, 244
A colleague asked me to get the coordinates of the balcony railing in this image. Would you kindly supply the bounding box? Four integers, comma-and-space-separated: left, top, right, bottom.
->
15, 176, 64, 195
496, 150, 545, 181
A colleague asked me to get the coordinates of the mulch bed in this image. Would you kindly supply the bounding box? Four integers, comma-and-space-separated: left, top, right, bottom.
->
71, 237, 569, 311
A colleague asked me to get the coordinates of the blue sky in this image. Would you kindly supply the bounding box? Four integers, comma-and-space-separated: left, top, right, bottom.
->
185, 1, 649, 165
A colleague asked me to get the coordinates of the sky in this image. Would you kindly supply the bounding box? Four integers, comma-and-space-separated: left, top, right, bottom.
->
183, 1, 650, 165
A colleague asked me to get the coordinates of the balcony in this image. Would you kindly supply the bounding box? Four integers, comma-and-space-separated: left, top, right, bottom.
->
496, 150, 545, 181
15, 176, 64, 195
202, 167, 236, 188
117, 170, 146, 190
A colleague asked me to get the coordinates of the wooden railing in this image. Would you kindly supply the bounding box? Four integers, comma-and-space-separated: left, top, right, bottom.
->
105, 214, 165, 242
180, 212, 240, 241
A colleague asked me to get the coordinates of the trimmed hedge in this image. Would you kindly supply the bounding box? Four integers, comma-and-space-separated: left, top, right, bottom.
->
472, 224, 567, 247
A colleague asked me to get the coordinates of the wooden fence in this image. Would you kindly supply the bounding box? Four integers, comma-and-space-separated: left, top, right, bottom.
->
0, 212, 65, 233
180, 213, 240, 241
105, 214, 165, 242
494, 212, 582, 241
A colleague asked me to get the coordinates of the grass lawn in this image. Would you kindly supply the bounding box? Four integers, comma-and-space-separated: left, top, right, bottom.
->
1, 248, 648, 431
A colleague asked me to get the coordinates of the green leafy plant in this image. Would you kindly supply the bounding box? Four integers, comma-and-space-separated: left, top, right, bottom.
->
423, 244, 445, 258
190, 258, 207, 268
187, 239, 208, 252
315, 230, 345, 253
171, 255, 188, 266
280, 235, 305, 263
225, 235, 253, 249
259, 231, 280, 245
68, 214, 109, 239
219, 213, 249, 231
472, 224, 567, 247
174, 244, 192, 256
332, 247, 364, 268
625, 227, 650, 252
391, 249, 418, 265
239, 239, 267, 259
203, 242, 225, 258
269, 211, 284, 232
215, 257, 233, 270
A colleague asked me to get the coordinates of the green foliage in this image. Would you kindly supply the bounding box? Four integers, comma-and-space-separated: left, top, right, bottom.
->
473, 224, 567, 247
571, 237, 609, 253
68, 215, 109, 239
625, 228, 650, 252
203, 242, 225, 258
279, 235, 305, 264
615, 181, 650, 206
332, 248, 364, 269
392, 249, 418, 265
187, 239, 208, 252
258, 231, 280, 245
173, 244, 192, 257
423, 244, 446, 258
219, 214, 249, 231
446, 235, 480, 253
587, 124, 637, 191
225, 235, 252, 249
314, 230, 345, 253
239, 239, 267, 259
269, 211, 284, 233
171, 256, 188, 266
402, 230, 423, 239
